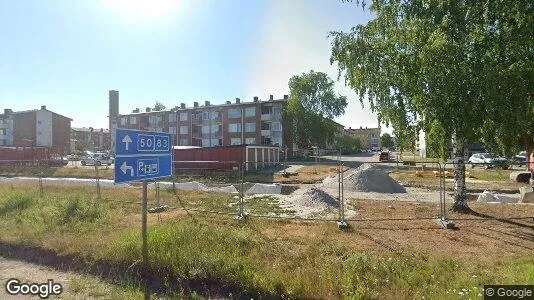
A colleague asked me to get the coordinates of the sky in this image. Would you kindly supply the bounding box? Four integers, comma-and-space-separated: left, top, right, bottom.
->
0, 0, 391, 133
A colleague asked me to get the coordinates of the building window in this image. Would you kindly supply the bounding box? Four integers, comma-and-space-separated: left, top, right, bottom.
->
271, 122, 282, 131
211, 125, 219, 134
120, 118, 126, 126
129, 117, 137, 125
179, 138, 189, 146
202, 112, 209, 120
228, 108, 241, 119
168, 127, 177, 134
245, 123, 256, 132
202, 139, 210, 147
272, 137, 283, 146
245, 137, 256, 145
179, 126, 188, 134
168, 114, 176, 122
245, 107, 256, 117
228, 123, 242, 133
230, 138, 242, 145
179, 112, 188, 121
273, 107, 282, 116
211, 111, 219, 120
201, 125, 210, 134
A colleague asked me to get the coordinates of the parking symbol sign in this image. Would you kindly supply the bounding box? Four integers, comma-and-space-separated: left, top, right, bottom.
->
114, 129, 173, 184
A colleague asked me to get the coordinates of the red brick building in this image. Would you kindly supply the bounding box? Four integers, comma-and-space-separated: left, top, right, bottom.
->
0, 106, 72, 155
109, 92, 290, 151
70, 127, 111, 151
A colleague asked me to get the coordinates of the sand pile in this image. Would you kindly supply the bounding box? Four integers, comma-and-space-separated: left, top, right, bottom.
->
324, 163, 406, 193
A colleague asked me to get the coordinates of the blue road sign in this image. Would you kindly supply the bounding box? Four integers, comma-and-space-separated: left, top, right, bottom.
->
114, 129, 173, 183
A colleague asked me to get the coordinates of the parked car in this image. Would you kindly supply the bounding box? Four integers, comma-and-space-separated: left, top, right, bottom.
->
379, 151, 390, 162
49, 157, 69, 166
468, 153, 509, 169
511, 151, 528, 166
81, 153, 113, 166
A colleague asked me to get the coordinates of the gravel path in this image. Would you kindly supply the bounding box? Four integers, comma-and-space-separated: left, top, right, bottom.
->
0, 256, 135, 299
0, 256, 74, 299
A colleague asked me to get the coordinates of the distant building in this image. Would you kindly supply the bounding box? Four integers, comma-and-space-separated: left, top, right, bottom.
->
0, 106, 71, 154
345, 126, 381, 150
108, 91, 290, 152
71, 127, 111, 151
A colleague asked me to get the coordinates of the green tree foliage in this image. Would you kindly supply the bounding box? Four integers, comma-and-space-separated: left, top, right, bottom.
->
380, 133, 394, 149
153, 101, 166, 111
330, 0, 533, 212
75, 140, 92, 152
337, 135, 363, 155
286, 70, 348, 148
426, 120, 449, 161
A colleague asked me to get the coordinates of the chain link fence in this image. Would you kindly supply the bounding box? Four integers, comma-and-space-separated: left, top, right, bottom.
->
0, 150, 533, 228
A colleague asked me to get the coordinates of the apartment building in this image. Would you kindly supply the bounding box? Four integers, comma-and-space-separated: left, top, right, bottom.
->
345, 126, 381, 150
71, 127, 111, 151
0, 106, 72, 154
109, 91, 288, 151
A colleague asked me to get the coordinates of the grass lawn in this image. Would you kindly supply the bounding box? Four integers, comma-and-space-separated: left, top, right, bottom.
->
0, 182, 533, 299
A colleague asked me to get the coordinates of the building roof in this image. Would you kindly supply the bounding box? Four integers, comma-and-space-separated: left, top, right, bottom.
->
345, 126, 381, 132
117, 97, 287, 117
1, 107, 72, 121
72, 127, 109, 133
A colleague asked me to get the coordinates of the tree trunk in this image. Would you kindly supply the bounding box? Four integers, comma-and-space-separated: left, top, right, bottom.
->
451, 133, 471, 213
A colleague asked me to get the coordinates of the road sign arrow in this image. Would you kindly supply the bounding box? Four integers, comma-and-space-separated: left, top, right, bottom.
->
120, 161, 134, 176
122, 135, 132, 150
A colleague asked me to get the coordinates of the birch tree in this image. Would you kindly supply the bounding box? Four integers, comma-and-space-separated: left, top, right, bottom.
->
330, 0, 533, 212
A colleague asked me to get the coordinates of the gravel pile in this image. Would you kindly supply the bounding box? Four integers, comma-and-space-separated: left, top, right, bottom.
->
246, 183, 282, 195
324, 163, 406, 193
291, 187, 339, 210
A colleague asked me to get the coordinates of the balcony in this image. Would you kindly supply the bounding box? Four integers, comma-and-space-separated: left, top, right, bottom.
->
271, 130, 283, 138
202, 131, 222, 139
261, 114, 271, 121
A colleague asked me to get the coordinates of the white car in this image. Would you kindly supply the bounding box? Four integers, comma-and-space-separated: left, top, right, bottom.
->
468, 153, 509, 169
81, 153, 113, 166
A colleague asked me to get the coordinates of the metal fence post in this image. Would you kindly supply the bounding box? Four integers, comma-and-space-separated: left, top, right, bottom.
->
237, 162, 246, 220
95, 165, 101, 200
337, 161, 343, 220
435, 162, 455, 229
155, 181, 162, 222
39, 171, 43, 198
338, 162, 348, 229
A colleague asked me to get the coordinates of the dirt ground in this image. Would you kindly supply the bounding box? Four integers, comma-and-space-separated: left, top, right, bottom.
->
262, 200, 534, 262
0, 256, 114, 299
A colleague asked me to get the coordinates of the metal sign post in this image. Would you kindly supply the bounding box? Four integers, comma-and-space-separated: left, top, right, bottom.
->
142, 180, 148, 300
114, 129, 174, 300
